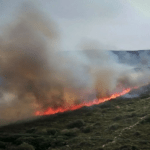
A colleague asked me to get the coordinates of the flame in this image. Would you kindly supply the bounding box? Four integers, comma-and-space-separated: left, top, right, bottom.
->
35, 88, 134, 116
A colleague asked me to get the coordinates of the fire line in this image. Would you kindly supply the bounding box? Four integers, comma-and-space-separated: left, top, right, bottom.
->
35, 88, 133, 116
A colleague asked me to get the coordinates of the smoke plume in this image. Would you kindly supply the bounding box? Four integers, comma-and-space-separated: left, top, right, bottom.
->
0, 3, 149, 125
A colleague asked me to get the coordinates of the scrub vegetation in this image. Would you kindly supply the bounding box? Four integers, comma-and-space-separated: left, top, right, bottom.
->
0, 94, 150, 150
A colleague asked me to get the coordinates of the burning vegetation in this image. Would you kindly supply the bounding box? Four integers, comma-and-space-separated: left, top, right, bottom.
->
35, 88, 132, 116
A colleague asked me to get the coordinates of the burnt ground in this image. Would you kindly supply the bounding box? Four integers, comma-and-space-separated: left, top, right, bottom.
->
0, 92, 150, 150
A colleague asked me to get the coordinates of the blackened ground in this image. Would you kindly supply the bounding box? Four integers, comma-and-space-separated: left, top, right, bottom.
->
0, 92, 150, 150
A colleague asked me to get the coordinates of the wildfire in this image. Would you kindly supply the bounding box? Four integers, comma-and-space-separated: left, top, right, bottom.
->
35, 88, 133, 116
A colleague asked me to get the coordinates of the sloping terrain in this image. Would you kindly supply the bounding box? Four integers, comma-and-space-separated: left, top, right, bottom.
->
60, 50, 150, 67
0, 92, 150, 150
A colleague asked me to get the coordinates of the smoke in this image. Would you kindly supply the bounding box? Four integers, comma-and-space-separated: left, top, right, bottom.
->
0, 3, 62, 124
0, 3, 150, 125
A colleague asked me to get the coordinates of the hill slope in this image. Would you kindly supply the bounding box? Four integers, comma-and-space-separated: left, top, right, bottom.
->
60, 50, 150, 67
0, 93, 150, 150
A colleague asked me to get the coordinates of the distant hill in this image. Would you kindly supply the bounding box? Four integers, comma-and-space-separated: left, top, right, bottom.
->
112, 50, 150, 66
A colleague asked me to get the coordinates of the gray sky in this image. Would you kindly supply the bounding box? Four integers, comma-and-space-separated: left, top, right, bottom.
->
1, 0, 150, 51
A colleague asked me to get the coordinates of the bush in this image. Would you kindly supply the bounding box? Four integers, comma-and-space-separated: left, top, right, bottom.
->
99, 102, 112, 109
17, 142, 35, 150
39, 136, 66, 149
113, 115, 123, 121
119, 145, 139, 150
127, 108, 135, 112
51, 138, 66, 147
15, 137, 35, 145
133, 131, 141, 136
81, 126, 92, 133
0, 135, 19, 143
0, 141, 6, 148
94, 122, 101, 127
26, 128, 37, 133
109, 123, 120, 130
35, 128, 47, 135
47, 128, 60, 136
67, 119, 85, 129
30, 136, 47, 148
61, 128, 79, 137
125, 112, 137, 118
8, 142, 35, 150
85, 112, 92, 116
140, 115, 150, 124
39, 140, 52, 150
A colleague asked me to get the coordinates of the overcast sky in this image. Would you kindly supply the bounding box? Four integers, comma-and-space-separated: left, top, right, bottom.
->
1, 0, 150, 51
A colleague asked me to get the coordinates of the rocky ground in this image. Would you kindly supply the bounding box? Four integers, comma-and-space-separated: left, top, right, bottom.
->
0, 93, 150, 150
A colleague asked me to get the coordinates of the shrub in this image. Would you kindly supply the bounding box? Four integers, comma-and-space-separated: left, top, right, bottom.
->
133, 131, 141, 136
47, 128, 60, 136
67, 119, 85, 128
119, 145, 139, 150
99, 102, 112, 109
26, 128, 37, 133
140, 115, 150, 124
85, 112, 92, 116
61, 128, 79, 137
51, 138, 66, 147
94, 122, 101, 127
0, 135, 19, 143
113, 115, 123, 121
15, 137, 35, 145
8, 142, 35, 150
109, 123, 120, 130
0, 141, 6, 148
17, 142, 35, 150
39, 140, 52, 150
35, 128, 47, 135
81, 126, 92, 133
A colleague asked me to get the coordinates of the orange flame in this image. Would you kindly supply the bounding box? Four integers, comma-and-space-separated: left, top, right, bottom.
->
35, 88, 133, 116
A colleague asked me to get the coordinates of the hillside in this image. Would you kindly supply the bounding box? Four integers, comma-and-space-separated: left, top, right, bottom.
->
60, 50, 150, 67
0, 50, 150, 150
0, 89, 150, 150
